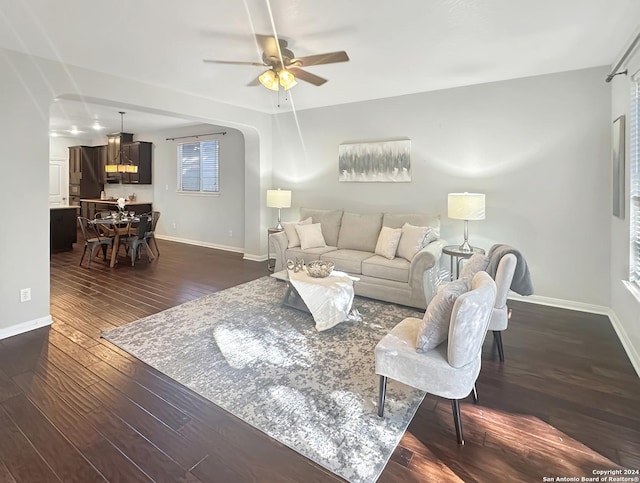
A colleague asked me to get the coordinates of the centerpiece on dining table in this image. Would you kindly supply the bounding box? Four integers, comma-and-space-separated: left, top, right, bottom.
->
116, 197, 127, 220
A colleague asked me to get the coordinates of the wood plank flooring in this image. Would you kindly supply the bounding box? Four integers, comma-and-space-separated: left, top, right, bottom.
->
0, 239, 638, 482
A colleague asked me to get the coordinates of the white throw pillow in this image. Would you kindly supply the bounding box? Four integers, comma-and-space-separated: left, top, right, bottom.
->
374, 226, 402, 260
295, 223, 327, 250
416, 278, 470, 352
459, 253, 489, 280
282, 217, 312, 248
396, 223, 434, 261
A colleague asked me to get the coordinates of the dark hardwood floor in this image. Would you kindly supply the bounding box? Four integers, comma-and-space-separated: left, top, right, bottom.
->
0, 239, 638, 482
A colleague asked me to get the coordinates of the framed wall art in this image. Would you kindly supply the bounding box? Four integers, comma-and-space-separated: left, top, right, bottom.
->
612, 115, 625, 218
338, 139, 411, 182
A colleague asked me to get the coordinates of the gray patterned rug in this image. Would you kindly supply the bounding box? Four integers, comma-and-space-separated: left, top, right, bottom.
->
102, 276, 425, 483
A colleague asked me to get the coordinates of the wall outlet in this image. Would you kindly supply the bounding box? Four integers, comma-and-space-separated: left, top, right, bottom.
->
20, 288, 31, 303
228, 230, 233, 237
172, 222, 177, 229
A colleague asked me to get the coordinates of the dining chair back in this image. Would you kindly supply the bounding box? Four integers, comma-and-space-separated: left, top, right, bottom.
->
77, 216, 113, 268
127, 215, 154, 266
144, 210, 161, 256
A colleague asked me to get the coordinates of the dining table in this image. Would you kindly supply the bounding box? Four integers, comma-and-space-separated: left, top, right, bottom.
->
91, 215, 154, 268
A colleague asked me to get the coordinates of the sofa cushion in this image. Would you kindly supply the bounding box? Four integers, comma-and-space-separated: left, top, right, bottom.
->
320, 249, 373, 275
383, 213, 441, 237
361, 255, 410, 283
282, 217, 312, 248
416, 278, 470, 353
397, 223, 435, 261
337, 212, 383, 252
374, 226, 402, 260
295, 223, 327, 250
299, 208, 343, 247
286, 246, 337, 265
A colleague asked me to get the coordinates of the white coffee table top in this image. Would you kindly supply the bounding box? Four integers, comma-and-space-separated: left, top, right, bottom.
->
272, 268, 358, 331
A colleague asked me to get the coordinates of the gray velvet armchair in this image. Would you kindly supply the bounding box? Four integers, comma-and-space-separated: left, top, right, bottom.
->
375, 271, 497, 445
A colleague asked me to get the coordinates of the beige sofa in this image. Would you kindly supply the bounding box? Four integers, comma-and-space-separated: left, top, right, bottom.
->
270, 208, 446, 309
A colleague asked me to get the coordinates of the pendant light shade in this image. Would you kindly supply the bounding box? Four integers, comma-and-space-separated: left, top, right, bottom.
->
259, 68, 297, 91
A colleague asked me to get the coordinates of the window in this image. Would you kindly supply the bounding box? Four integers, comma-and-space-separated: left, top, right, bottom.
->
630, 81, 640, 287
177, 140, 219, 193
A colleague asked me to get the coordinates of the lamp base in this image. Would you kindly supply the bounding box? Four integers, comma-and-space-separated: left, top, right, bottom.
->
458, 240, 473, 253
274, 222, 284, 230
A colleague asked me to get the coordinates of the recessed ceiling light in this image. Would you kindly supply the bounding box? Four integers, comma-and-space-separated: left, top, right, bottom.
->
92, 121, 103, 130
50, 132, 59, 137
70, 126, 80, 135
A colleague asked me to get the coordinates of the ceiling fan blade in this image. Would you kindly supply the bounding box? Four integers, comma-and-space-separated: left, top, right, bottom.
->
203, 59, 265, 66
255, 34, 288, 58
294, 51, 349, 67
247, 76, 261, 87
289, 68, 328, 86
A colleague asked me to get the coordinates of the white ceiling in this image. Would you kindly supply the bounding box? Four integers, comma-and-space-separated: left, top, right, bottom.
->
2, 0, 639, 132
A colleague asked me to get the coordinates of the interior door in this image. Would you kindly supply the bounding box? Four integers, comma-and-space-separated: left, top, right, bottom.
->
49, 159, 69, 206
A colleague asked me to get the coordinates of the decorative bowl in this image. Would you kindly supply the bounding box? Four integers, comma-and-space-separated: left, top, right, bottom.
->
307, 260, 335, 278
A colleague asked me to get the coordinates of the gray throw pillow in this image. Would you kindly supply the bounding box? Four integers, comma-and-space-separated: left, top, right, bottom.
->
416, 278, 470, 352
459, 253, 489, 280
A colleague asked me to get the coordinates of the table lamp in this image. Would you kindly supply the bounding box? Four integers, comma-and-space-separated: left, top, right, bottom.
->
266, 188, 291, 230
448, 193, 485, 252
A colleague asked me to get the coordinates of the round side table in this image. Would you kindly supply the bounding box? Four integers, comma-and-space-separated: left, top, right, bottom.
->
442, 245, 485, 280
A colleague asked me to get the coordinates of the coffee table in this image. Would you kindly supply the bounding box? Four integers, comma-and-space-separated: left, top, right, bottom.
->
271, 269, 358, 331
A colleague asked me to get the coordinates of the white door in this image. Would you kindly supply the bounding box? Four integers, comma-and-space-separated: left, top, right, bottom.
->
49, 159, 68, 206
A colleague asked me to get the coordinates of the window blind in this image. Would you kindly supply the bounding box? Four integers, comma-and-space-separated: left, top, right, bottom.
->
177, 140, 219, 193
630, 81, 640, 286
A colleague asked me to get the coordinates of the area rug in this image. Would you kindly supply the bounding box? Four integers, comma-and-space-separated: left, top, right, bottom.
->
102, 276, 425, 483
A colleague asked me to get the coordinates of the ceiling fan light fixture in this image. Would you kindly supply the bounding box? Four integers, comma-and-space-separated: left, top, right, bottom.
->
278, 69, 296, 90
259, 69, 279, 91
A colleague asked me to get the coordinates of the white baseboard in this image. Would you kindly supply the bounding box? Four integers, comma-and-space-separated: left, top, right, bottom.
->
605, 309, 640, 378
507, 293, 610, 315
243, 253, 267, 262
155, 234, 244, 254
0, 315, 53, 340
509, 293, 640, 377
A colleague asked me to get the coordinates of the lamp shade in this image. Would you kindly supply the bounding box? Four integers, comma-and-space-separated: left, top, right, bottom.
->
448, 193, 485, 220
266, 189, 291, 208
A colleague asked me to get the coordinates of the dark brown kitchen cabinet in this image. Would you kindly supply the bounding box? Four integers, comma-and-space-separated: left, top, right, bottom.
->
68, 146, 102, 205
121, 141, 152, 184
50, 207, 79, 252
105, 134, 152, 185
95, 144, 108, 184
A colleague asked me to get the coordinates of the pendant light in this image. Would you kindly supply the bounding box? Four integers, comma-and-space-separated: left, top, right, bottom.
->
104, 112, 138, 174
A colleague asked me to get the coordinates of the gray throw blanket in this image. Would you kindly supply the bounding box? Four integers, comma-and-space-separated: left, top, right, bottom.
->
485, 244, 534, 296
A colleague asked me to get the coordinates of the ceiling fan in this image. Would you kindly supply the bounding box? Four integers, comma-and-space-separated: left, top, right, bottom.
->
203, 35, 349, 91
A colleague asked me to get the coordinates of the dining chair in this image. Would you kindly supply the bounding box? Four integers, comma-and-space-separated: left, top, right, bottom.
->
77, 217, 113, 268
125, 215, 154, 266
143, 210, 161, 256
375, 271, 497, 445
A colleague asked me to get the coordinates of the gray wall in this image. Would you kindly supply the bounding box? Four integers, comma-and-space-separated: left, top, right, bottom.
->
272, 67, 612, 306
147, 124, 246, 250
610, 48, 640, 370
0, 47, 272, 334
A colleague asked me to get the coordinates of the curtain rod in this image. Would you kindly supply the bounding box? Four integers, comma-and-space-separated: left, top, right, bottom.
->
165, 131, 227, 141
606, 30, 640, 82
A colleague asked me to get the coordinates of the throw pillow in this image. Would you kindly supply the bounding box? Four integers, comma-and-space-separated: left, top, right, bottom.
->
459, 253, 489, 280
396, 223, 435, 261
374, 226, 402, 260
282, 217, 312, 248
299, 208, 343, 247
416, 278, 470, 352
337, 212, 383, 252
295, 223, 327, 250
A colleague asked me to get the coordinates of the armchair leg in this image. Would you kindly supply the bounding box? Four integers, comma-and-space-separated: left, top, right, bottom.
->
80, 245, 88, 266
472, 384, 478, 404
377, 375, 387, 417
451, 399, 465, 445
493, 331, 505, 362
